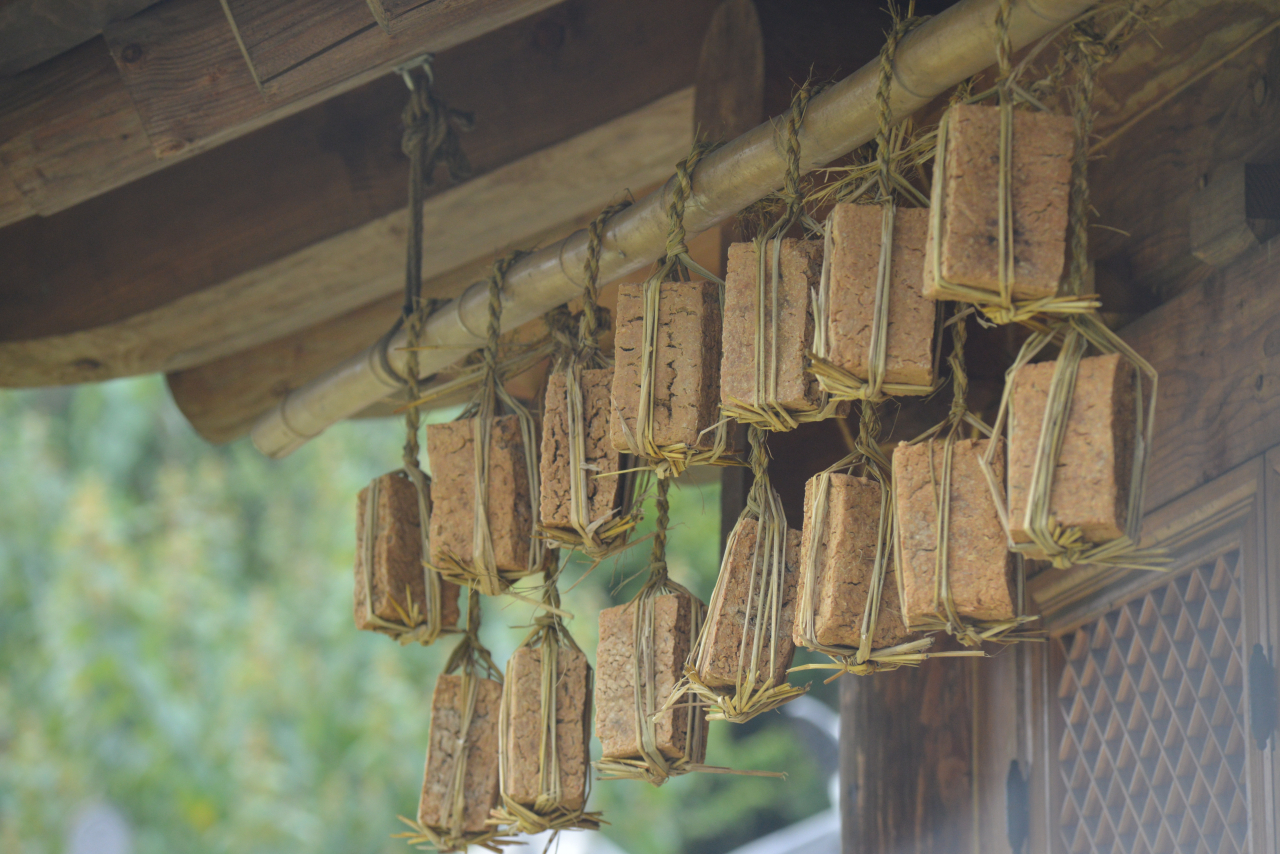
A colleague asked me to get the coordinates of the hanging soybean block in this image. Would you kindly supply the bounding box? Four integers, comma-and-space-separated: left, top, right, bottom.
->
595, 592, 707, 761
504, 645, 591, 810
418, 673, 504, 835
1008, 352, 1138, 551
540, 367, 623, 530
721, 239, 822, 410
697, 518, 801, 689
354, 472, 461, 634
426, 415, 533, 575
827, 204, 935, 387
611, 280, 723, 452
924, 104, 1074, 301
893, 439, 1015, 627
795, 473, 913, 649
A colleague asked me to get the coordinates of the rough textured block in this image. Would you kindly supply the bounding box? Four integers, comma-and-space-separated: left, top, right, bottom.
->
611, 279, 723, 452
418, 673, 503, 835
698, 518, 801, 689
721, 239, 821, 410
793, 473, 913, 650
595, 591, 706, 761
504, 645, 590, 810
354, 471, 461, 633
1008, 352, 1138, 548
828, 204, 935, 387
539, 367, 623, 531
426, 415, 532, 575
893, 439, 1015, 626
925, 104, 1074, 301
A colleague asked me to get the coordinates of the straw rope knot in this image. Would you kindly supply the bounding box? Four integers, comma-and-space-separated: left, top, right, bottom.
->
400, 66, 474, 188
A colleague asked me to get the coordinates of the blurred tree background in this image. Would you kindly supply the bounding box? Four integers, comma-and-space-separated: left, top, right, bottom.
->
0, 377, 833, 854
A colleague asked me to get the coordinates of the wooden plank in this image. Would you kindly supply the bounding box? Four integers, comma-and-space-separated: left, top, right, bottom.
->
0, 0, 163, 76
0, 88, 694, 389
365, 0, 433, 30
102, 0, 561, 159
840, 658, 976, 854
220, 0, 378, 86
0, 0, 712, 342
0, 36, 158, 222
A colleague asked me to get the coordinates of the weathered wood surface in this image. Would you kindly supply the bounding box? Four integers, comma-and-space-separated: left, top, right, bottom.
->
840, 658, 976, 854
103, 0, 559, 158
0, 0, 712, 361
0, 0, 162, 76
0, 88, 693, 389
219, 0, 378, 87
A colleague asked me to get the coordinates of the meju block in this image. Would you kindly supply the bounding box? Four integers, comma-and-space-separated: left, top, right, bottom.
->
503, 645, 591, 810
697, 518, 801, 689
426, 415, 533, 575
418, 673, 503, 835
539, 367, 624, 532
611, 279, 723, 452
721, 238, 822, 410
793, 473, 913, 650
354, 471, 461, 633
893, 439, 1015, 627
826, 203, 935, 387
924, 104, 1074, 301
595, 591, 706, 762
1008, 352, 1138, 550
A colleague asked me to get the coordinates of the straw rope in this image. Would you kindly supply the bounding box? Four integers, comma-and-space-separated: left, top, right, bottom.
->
806, 7, 942, 404
395, 591, 512, 853
493, 566, 604, 838
610, 144, 736, 478
664, 427, 807, 722
426, 253, 549, 596
790, 398, 984, 680
538, 202, 645, 559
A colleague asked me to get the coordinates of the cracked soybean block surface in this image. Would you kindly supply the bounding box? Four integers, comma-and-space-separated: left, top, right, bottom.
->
540, 367, 623, 531
611, 279, 723, 452
698, 518, 801, 689
418, 674, 503, 834
925, 104, 1073, 300
828, 204, 935, 387
426, 415, 532, 574
595, 592, 705, 761
721, 239, 822, 410
794, 473, 913, 649
504, 645, 590, 810
1008, 352, 1138, 549
354, 472, 461, 632
893, 439, 1015, 626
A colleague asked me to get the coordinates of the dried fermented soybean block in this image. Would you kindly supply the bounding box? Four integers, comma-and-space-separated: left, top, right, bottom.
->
794, 473, 913, 649
828, 204, 935, 387
925, 104, 1074, 301
611, 280, 723, 452
540, 367, 623, 531
426, 415, 532, 574
504, 645, 590, 810
893, 439, 1015, 627
722, 239, 822, 410
595, 592, 706, 761
418, 673, 503, 834
698, 518, 801, 689
354, 471, 461, 633
1008, 352, 1138, 549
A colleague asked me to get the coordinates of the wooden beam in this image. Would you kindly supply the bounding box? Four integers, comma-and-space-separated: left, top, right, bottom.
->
0, 87, 694, 389
0, 0, 713, 340
0, 0, 162, 76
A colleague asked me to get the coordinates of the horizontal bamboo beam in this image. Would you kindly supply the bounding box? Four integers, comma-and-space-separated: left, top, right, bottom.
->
251, 0, 1100, 458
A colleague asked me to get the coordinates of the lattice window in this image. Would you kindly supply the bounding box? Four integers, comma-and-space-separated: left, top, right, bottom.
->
1054, 551, 1251, 854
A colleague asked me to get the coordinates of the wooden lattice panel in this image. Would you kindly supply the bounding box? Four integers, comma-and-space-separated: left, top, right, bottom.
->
1054, 552, 1251, 854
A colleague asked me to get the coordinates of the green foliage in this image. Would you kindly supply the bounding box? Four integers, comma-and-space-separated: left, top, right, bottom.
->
0, 378, 828, 854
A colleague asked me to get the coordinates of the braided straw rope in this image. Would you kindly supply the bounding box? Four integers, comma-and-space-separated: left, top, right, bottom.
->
395, 592, 513, 853
664, 427, 808, 722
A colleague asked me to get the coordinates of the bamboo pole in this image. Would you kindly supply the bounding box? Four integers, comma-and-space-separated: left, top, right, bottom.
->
252, 0, 1097, 458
